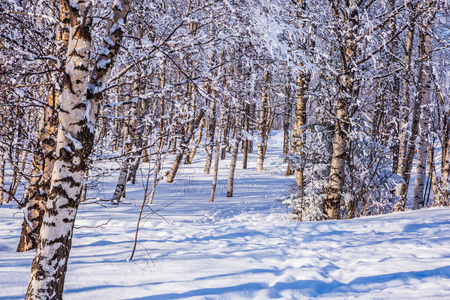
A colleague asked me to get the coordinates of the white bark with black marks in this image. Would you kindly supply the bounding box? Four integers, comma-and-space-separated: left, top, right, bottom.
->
26, 1, 132, 298
413, 9, 433, 210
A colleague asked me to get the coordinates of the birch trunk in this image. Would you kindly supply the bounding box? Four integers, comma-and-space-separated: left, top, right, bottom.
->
18, 1, 70, 252
396, 3, 432, 208
146, 53, 167, 203
210, 108, 225, 202
436, 84, 450, 206
389, 0, 401, 172
183, 67, 197, 164
26, 1, 131, 298
17, 94, 58, 252
26, 2, 93, 297
284, 79, 295, 176
227, 137, 240, 197
413, 16, 433, 210
397, 3, 416, 178
242, 103, 250, 169
111, 93, 135, 203
395, 86, 421, 206
227, 102, 243, 197
6, 149, 27, 203
204, 97, 216, 174
113, 82, 122, 152
166, 110, 205, 183
293, 74, 309, 187
112, 73, 140, 202
283, 81, 292, 157
127, 74, 142, 185
249, 103, 256, 154
256, 71, 269, 172
324, 1, 358, 219
221, 121, 230, 160
185, 117, 204, 164
292, 0, 315, 186
0, 150, 5, 205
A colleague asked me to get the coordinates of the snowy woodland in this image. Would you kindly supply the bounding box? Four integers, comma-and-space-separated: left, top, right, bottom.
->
1, 0, 450, 299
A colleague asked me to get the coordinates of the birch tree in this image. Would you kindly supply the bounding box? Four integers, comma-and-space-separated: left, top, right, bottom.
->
412, 6, 434, 209
26, 1, 132, 298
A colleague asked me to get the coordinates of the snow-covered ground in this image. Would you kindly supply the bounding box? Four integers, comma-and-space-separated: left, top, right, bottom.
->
1, 132, 450, 299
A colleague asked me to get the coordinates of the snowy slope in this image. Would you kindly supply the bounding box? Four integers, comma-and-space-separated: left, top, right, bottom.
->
1, 132, 450, 299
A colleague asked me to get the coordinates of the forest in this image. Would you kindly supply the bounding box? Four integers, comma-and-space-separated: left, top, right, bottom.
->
1, 0, 450, 299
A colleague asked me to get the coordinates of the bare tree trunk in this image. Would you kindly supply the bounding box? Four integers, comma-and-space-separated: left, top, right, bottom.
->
291, 0, 315, 186
185, 118, 204, 164
112, 161, 129, 204
436, 84, 450, 206
242, 103, 250, 169
166, 111, 205, 183
0, 150, 4, 205
210, 108, 225, 202
389, 0, 401, 172
227, 102, 243, 197
204, 97, 216, 174
26, 1, 131, 298
113, 81, 122, 152
283, 81, 292, 157
424, 139, 436, 207
395, 91, 421, 207
17, 93, 59, 252
184, 67, 198, 165
284, 77, 295, 176
395, 4, 430, 209
127, 74, 142, 184
221, 111, 230, 160
17, 1, 70, 252
413, 15, 433, 210
249, 103, 256, 153
6, 149, 27, 203
324, 1, 358, 220
111, 92, 136, 204
112, 71, 141, 202
26, 2, 93, 297
227, 138, 240, 197
256, 71, 269, 172
397, 3, 416, 178
293, 74, 309, 187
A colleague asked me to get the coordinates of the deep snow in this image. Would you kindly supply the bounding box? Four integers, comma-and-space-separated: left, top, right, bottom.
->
1, 132, 450, 299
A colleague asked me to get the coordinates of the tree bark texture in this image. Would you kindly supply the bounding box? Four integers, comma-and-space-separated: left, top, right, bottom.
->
324, 1, 358, 219
210, 108, 225, 202
397, 3, 416, 178
256, 71, 269, 172
18, 0, 70, 252
413, 12, 433, 210
26, 1, 131, 298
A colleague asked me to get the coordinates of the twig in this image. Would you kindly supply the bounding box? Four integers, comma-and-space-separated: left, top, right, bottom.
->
74, 217, 112, 229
